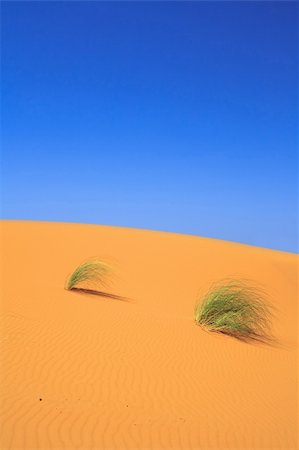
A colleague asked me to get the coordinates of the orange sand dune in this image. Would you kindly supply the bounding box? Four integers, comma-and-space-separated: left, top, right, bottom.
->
0, 220, 297, 450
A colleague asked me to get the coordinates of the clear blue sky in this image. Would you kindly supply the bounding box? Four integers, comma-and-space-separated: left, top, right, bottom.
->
1, 1, 298, 252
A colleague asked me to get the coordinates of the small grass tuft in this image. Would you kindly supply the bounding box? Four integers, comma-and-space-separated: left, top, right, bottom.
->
194, 279, 273, 343
66, 259, 111, 291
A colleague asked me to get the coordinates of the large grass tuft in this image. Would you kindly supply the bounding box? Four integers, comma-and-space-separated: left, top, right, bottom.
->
66, 259, 111, 291
194, 279, 273, 343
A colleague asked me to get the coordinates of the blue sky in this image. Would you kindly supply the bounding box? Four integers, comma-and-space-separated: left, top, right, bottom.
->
1, 1, 297, 252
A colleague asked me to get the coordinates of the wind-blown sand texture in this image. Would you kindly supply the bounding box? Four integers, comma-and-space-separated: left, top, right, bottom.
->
0, 220, 297, 450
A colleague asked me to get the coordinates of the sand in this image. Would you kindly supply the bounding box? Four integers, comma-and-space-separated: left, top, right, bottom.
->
0, 220, 297, 450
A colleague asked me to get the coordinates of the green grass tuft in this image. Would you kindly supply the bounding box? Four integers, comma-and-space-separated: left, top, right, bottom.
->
194, 279, 273, 342
66, 259, 111, 291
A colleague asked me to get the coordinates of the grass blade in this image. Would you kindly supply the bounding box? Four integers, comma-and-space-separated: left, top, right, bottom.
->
195, 279, 274, 343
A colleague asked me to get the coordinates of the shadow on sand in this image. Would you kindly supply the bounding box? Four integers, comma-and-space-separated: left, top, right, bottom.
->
69, 287, 132, 303
217, 330, 278, 347
197, 323, 279, 347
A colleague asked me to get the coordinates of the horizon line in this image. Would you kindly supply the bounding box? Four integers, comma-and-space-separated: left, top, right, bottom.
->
1, 218, 297, 256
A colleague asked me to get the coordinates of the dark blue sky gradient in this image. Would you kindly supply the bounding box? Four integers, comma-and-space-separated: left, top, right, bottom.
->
2, 1, 298, 252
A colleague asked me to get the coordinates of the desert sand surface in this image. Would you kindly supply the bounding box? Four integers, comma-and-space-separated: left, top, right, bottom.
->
0, 220, 297, 450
